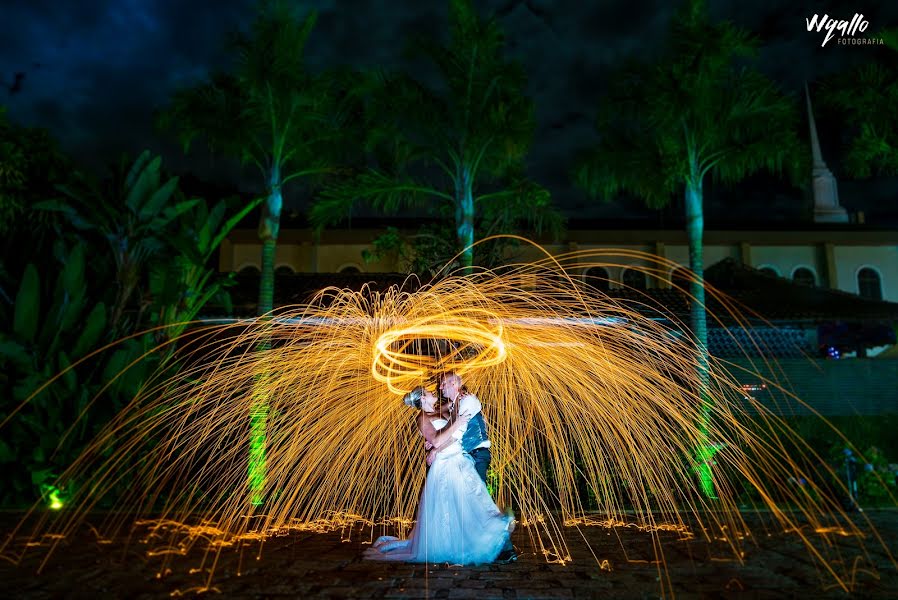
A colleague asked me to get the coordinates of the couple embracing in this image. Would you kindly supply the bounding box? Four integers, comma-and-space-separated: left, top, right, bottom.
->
364, 371, 517, 564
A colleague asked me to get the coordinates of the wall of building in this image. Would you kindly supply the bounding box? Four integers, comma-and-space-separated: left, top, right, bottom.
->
227, 241, 317, 273
550, 244, 658, 285
220, 229, 898, 301
728, 358, 898, 416
832, 245, 898, 300
225, 240, 395, 273
664, 244, 742, 276
750, 245, 823, 284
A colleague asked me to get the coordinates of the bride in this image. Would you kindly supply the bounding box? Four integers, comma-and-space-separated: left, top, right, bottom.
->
363, 386, 514, 564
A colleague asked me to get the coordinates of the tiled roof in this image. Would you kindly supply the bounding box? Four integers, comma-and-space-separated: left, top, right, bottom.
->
704, 258, 898, 321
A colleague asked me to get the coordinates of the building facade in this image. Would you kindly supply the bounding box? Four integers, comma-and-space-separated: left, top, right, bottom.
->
219, 226, 898, 302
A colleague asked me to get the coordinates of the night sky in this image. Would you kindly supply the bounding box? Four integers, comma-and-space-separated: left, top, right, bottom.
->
3, 0, 897, 226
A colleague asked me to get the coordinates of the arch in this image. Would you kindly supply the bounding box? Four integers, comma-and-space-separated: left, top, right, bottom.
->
338, 263, 362, 274
791, 266, 816, 287
275, 264, 295, 276
756, 264, 780, 277
621, 267, 647, 290
583, 266, 610, 292
856, 266, 883, 300
237, 264, 260, 276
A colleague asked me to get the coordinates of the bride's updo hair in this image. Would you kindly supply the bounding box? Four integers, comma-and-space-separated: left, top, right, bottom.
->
402, 386, 426, 409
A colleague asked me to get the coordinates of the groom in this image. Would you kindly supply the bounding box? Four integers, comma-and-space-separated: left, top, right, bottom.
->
428, 371, 517, 564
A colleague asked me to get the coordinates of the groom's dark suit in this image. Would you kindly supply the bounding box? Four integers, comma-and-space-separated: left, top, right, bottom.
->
453, 393, 492, 484
450, 393, 515, 560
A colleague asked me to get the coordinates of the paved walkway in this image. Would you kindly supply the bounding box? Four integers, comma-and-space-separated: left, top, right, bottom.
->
3, 510, 897, 598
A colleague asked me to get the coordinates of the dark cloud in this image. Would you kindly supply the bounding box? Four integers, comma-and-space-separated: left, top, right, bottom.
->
2, 0, 896, 222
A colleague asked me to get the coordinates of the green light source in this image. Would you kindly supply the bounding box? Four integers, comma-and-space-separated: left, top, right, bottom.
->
40, 484, 65, 510
249, 359, 270, 507
48, 489, 64, 510
694, 444, 720, 500
694, 346, 719, 500
249, 402, 268, 506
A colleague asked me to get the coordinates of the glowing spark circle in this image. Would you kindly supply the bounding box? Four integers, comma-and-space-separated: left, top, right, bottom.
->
372, 310, 507, 393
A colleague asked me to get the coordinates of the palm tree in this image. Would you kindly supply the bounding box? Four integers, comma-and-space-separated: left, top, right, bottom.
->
159, 1, 346, 316
819, 28, 898, 178
159, 1, 355, 505
310, 0, 561, 274
573, 0, 803, 497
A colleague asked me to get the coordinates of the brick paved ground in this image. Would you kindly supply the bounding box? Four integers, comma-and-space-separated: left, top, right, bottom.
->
2, 510, 897, 599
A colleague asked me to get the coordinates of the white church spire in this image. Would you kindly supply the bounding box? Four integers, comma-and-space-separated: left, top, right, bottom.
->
806, 84, 849, 223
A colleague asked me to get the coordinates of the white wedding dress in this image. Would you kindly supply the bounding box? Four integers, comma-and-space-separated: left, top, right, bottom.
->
363, 418, 514, 564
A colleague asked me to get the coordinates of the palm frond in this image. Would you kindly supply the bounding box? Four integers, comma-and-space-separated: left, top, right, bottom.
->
159, 1, 349, 189
576, 0, 803, 207
478, 179, 564, 240
573, 119, 677, 209
234, 1, 317, 91
843, 124, 898, 178
157, 73, 254, 159
880, 27, 898, 51
311, 170, 448, 230
398, 0, 531, 175
818, 61, 898, 178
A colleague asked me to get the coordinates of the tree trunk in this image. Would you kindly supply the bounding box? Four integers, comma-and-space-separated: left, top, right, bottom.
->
257, 165, 282, 317
685, 182, 707, 354
258, 239, 277, 316
455, 166, 474, 274
685, 180, 717, 500
249, 164, 282, 507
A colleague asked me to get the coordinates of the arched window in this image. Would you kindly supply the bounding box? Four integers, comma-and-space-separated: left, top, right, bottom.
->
792, 267, 816, 287
622, 268, 647, 290
857, 267, 882, 300
583, 266, 610, 291
671, 267, 691, 289
238, 265, 260, 276
758, 266, 779, 277
339, 265, 361, 274
275, 265, 295, 276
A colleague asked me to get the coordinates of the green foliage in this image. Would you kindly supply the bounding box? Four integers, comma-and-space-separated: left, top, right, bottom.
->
0, 244, 152, 506
149, 194, 262, 339
362, 225, 459, 275
574, 0, 804, 205
12, 264, 39, 343
1, 149, 255, 506
43, 151, 193, 238
157, 2, 349, 192
34, 150, 247, 339
722, 416, 896, 509
785, 415, 898, 507
363, 207, 549, 276
855, 446, 895, 504
573, 0, 805, 500
159, 37, 340, 180
311, 0, 562, 272
791, 415, 898, 466
0, 107, 71, 235
819, 54, 898, 178
37, 151, 198, 333
882, 27, 898, 51
158, 1, 353, 315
